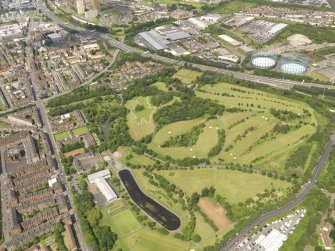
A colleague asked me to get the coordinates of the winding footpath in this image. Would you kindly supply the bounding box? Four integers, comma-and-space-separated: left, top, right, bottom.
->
33, 2, 335, 250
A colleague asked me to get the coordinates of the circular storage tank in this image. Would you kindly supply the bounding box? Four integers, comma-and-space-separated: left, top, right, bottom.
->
251, 50, 278, 69
279, 53, 308, 75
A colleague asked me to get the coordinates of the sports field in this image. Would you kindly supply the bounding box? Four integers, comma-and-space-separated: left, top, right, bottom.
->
158, 168, 291, 204
72, 126, 89, 136
126, 228, 190, 251
198, 197, 231, 230
125, 96, 156, 140
107, 200, 126, 215
108, 209, 142, 236
173, 69, 203, 85
54, 131, 70, 141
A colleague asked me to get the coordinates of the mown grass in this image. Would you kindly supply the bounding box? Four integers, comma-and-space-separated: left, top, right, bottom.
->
72, 126, 89, 136
54, 131, 70, 141
195, 83, 317, 173
125, 96, 156, 140
158, 168, 291, 204
173, 69, 203, 85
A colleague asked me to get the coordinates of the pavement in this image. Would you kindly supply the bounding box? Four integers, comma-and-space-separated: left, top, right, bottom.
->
222, 131, 335, 251
36, 0, 335, 93
33, 2, 335, 250
237, 209, 306, 251
36, 99, 90, 251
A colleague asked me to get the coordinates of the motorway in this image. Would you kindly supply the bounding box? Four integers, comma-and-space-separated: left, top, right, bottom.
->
37, 0, 335, 92
222, 132, 335, 250
35, 2, 335, 250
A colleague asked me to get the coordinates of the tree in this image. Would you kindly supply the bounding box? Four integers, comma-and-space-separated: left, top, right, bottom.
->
192, 234, 201, 242
330, 229, 335, 240
87, 208, 102, 226
135, 104, 145, 112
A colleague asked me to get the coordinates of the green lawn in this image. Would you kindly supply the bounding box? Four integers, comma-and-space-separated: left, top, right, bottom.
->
195, 83, 317, 173
158, 168, 291, 204
54, 131, 70, 141
126, 228, 191, 251
270, 23, 335, 45
131, 169, 191, 231
72, 126, 89, 136
105, 209, 142, 236
213, 1, 257, 14
173, 69, 203, 85
194, 211, 216, 240
153, 82, 169, 92
107, 200, 126, 215
310, 71, 329, 82
0, 121, 8, 126
125, 96, 156, 141
149, 117, 224, 159
144, 0, 205, 11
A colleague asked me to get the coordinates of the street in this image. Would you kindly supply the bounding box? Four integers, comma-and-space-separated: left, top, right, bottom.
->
222, 132, 335, 251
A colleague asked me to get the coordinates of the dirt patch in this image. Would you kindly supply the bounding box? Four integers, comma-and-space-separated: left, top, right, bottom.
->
198, 197, 231, 230
64, 148, 85, 158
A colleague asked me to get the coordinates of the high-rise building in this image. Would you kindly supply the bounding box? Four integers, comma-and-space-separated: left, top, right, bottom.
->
76, 0, 85, 14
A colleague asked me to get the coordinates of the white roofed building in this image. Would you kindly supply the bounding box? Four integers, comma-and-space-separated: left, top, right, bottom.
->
268, 23, 287, 35
188, 17, 208, 29
255, 229, 287, 251
88, 169, 117, 202
94, 178, 117, 202
218, 34, 242, 46
88, 169, 111, 183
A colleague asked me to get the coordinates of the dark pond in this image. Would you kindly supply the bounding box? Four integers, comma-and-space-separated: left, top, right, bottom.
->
119, 169, 181, 231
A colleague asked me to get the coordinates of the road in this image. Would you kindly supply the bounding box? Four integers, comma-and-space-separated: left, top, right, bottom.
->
222, 132, 335, 251
43, 48, 120, 101
36, 99, 90, 251
35, 2, 335, 250
37, 0, 335, 92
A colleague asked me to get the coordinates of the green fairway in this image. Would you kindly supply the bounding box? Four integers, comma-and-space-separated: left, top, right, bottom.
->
158, 168, 291, 204
54, 131, 70, 141
195, 83, 317, 173
109, 209, 142, 236
153, 82, 169, 92
173, 69, 203, 85
72, 126, 89, 136
125, 96, 156, 140
149, 117, 216, 158
126, 228, 190, 251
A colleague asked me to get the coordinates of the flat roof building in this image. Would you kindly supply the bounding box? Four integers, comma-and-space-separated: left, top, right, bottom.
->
88, 169, 117, 202
138, 31, 169, 50
88, 169, 111, 183
218, 34, 242, 46
188, 17, 208, 29
95, 177, 117, 202
255, 229, 287, 251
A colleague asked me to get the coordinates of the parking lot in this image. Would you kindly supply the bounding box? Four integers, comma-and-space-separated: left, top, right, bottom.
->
236, 209, 306, 251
